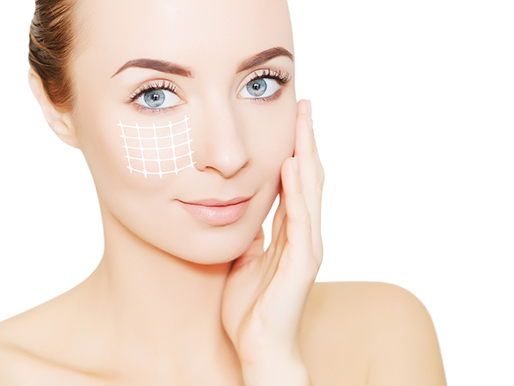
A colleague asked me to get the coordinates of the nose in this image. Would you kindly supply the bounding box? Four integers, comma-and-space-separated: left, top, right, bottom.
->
193, 101, 249, 178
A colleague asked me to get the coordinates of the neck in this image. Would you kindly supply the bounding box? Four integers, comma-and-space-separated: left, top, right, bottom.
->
80, 199, 242, 382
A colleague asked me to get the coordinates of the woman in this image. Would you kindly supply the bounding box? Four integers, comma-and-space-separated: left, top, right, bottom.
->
0, 0, 446, 384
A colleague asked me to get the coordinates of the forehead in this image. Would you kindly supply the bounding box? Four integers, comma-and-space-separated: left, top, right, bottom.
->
77, 0, 294, 73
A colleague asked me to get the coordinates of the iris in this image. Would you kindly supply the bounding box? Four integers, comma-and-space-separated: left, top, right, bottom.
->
144, 89, 166, 108
246, 78, 267, 97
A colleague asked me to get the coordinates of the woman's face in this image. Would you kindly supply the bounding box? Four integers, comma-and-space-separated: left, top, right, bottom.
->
69, 0, 296, 263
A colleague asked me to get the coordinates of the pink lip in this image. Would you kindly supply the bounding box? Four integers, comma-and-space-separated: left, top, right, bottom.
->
178, 197, 251, 226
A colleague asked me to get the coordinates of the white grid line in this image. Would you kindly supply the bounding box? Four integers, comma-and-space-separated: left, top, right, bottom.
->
117, 116, 195, 178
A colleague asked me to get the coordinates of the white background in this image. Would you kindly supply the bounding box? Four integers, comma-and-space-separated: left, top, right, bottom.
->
1, 0, 513, 384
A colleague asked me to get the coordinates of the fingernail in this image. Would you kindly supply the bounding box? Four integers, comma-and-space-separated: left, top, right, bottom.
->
308, 100, 312, 117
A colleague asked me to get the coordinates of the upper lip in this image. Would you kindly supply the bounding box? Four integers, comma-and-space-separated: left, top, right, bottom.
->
177, 196, 252, 207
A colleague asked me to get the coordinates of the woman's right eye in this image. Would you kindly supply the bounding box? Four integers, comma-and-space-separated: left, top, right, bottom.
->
135, 88, 182, 109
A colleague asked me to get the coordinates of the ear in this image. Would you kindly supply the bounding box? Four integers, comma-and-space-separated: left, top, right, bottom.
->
28, 69, 81, 149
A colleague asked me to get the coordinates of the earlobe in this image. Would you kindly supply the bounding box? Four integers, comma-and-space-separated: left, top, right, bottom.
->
28, 69, 81, 149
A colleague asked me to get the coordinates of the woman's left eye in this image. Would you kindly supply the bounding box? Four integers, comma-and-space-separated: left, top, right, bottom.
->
239, 78, 281, 99
135, 88, 182, 109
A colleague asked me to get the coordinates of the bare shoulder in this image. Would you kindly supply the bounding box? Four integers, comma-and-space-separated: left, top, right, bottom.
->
0, 307, 65, 385
0, 341, 114, 386
0, 299, 115, 386
0, 312, 56, 385
0, 338, 70, 386
301, 282, 447, 386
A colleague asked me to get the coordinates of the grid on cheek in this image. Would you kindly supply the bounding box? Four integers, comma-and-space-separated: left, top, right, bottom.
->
117, 116, 195, 178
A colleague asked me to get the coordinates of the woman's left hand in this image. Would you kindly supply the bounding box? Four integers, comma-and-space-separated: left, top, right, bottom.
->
221, 99, 324, 385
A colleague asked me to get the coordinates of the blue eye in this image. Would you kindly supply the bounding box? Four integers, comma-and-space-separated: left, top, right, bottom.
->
239, 77, 280, 99
130, 80, 183, 110
136, 88, 181, 109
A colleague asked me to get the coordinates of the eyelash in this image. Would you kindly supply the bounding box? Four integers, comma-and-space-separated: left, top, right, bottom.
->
128, 79, 178, 105
127, 68, 292, 110
246, 68, 291, 86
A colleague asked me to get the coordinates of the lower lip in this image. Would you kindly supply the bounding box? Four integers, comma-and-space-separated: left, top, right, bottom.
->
179, 200, 251, 226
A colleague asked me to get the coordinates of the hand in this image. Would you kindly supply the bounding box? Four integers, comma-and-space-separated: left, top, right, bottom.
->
221, 100, 324, 384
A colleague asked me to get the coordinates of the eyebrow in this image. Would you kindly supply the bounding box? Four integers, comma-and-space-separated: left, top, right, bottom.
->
111, 46, 294, 78
237, 47, 294, 73
111, 59, 192, 78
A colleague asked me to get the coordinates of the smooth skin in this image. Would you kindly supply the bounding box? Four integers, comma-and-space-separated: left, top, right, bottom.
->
0, 0, 446, 385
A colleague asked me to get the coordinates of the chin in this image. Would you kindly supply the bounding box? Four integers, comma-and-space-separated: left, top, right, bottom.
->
157, 222, 261, 266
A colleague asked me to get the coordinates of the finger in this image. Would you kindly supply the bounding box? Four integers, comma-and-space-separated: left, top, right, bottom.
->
297, 100, 323, 164
258, 158, 317, 325
281, 156, 314, 273
295, 100, 324, 207
294, 100, 324, 263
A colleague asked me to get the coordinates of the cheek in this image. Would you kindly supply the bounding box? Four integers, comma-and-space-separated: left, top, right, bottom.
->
243, 103, 296, 178
75, 100, 192, 189
117, 116, 195, 178
75, 107, 130, 187
72, 102, 184, 239
73, 107, 196, 255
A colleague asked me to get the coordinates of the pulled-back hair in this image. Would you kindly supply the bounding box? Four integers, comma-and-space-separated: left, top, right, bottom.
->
29, 0, 77, 112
